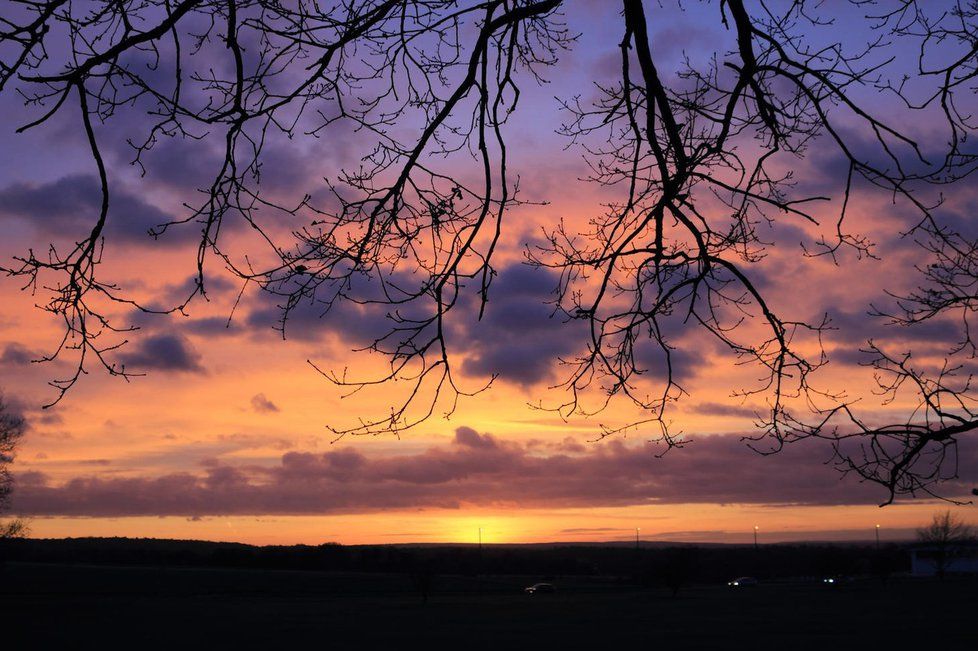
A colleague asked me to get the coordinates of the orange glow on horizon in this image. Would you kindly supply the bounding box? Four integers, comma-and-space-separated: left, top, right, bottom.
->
20, 502, 964, 547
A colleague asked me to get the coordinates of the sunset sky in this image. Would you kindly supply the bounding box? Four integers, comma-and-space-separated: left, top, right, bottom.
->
1, 1, 976, 546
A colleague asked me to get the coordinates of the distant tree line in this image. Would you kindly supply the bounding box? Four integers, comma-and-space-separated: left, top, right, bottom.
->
0, 537, 909, 587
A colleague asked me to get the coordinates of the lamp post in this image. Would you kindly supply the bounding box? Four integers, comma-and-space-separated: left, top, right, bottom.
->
477, 526, 484, 592
875, 524, 880, 551
753, 525, 759, 551
635, 527, 640, 550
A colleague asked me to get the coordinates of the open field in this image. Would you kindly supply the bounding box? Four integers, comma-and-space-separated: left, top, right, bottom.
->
2, 561, 976, 649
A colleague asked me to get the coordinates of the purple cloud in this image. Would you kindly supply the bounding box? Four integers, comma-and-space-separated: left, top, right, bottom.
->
692, 402, 763, 419
454, 426, 498, 449
452, 265, 584, 386
13, 426, 975, 517
1, 343, 36, 366
117, 333, 204, 374
250, 393, 280, 413
0, 175, 190, 246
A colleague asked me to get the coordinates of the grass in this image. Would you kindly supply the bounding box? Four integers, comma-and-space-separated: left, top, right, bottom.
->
3, 561, 976, 648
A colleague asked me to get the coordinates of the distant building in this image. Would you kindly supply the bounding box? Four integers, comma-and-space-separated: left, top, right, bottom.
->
910, 543, 978, 577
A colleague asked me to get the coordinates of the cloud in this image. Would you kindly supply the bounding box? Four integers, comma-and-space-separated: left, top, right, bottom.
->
13, 426, 974, 517
163, 274, 239, 305
449, 264, 713, 387
117, 333, 204, 373
0, 343, 36, 365
0, 175, 190, 246
183, 316, 238, 337
453, 426, 497, 449
126, 308, 240, 340
691, 402, 763, 419
452, 265, 584, 386
250, 393, 280, 413
242, 263, 587, 387
826, 346, 878, 367
127, 136, 224, 192
824, 307, 963, 355
243, 273, 409, 343
242, 261, 709, 388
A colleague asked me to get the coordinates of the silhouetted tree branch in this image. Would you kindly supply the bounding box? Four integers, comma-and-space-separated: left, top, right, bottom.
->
2, 1, 978, 500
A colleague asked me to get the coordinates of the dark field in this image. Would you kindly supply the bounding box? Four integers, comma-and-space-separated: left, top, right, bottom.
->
2, 561, 976, 649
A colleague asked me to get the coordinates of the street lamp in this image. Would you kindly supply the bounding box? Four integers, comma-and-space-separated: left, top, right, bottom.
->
875, 524, 880, 551
477, 526, 484, 588
635, 527, 640, 550
753, 525, 759, 550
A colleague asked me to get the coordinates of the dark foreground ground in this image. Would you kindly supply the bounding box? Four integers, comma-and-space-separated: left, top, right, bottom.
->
2, 562, 976, 649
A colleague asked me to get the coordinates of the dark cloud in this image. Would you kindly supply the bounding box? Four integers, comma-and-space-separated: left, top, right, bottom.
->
245, 294, 365, 342
244, 298, 318, 342
453, 426, 497, 449
163, 274, 239, 305
826, 346, 878, 367
789, 124, 937, 206
453, 265, 584, 386
0, 389, 64, 432
241, 262, 709, 387
117, 333, 204, 373
13, 426, 975, 517
183, 316, 238, 337
633, 338, 707, 385
826, 307, 961, 348
131, 136, 224, 192
33, 410, 64, 427
0, 175, 191, 246
692, 402, 763, 419
104, 106, 359, 215
787, 135, 857, 201
254, 141, 322, 195
250, 393, 280, 413
0, 343, 36, 365
243, 272, 413, 343
126, 309, 239, 339
243, 264, 576, 387
933, 190, 978, 241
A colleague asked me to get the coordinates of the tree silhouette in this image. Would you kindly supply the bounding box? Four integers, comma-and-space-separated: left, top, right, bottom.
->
0, 392, 27, 538
2, 1, 977, 502
916, 510, 976, 579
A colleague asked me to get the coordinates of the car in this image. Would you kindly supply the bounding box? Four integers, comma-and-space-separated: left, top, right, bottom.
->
822, 575, 850, 586
726, 576, 758, 587
524, 582, 556, 594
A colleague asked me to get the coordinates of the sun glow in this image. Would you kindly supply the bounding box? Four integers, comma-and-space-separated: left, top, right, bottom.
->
445, 515, 525, 544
